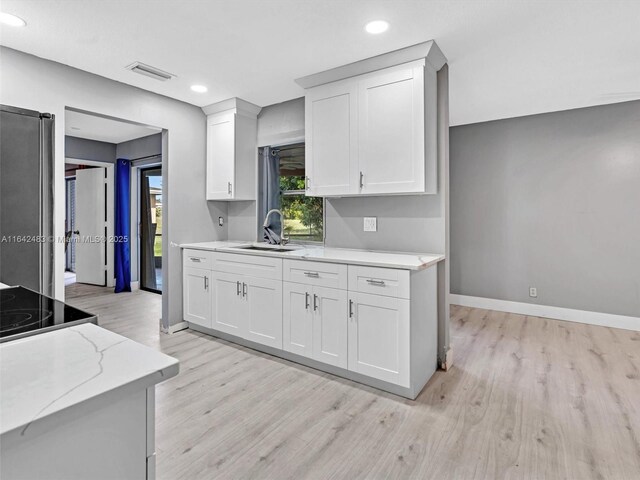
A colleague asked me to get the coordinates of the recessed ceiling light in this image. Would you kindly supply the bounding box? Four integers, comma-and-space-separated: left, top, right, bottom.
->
0, 12, 27, 27
191, 85, 208, 93
365, 20, 389, 34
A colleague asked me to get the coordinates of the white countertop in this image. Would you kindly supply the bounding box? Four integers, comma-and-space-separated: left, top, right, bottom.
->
0, 323, 179, 437
181, 241, 444, 271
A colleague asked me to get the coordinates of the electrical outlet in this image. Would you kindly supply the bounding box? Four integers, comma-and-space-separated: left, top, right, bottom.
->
529, 287, 537, 298
218, 216, 224, 227
363, 217, 377, 232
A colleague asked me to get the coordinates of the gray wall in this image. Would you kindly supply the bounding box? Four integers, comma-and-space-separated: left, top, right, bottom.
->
450, 100, 640, 317
1, 47, 227, 327
116, 133, 162, 160
65, 136, 115, 163
324, 195, 445, 253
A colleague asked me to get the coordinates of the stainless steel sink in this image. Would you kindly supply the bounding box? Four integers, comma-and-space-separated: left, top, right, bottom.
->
231, 245, 298, 253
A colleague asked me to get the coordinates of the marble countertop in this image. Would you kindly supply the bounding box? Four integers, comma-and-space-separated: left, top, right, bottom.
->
181, 241, 444, 271
0, 323, 179, 437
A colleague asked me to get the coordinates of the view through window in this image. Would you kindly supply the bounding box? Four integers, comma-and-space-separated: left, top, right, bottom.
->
277, 144, 323, 242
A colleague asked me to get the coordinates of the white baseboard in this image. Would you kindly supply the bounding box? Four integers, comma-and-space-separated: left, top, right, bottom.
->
449, 294, 640, 332
160, 321, 189, 334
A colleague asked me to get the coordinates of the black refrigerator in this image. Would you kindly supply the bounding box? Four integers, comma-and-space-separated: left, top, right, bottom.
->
0, 105, 55, 296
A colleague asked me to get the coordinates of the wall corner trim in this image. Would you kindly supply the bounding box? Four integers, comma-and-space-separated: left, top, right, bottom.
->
161, 321, 189, 334
450, 294, 640, 332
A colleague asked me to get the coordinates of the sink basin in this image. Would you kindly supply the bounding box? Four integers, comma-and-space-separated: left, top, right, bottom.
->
231, 244, 299, 253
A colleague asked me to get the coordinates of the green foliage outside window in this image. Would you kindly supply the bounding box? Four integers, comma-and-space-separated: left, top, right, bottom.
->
279, 176, 323, 242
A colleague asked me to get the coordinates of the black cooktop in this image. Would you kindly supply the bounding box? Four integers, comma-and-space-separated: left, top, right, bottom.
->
0, 286, 97, 342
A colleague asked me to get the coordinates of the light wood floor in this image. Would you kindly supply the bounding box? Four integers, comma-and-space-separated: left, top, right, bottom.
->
66, 283, 640, 480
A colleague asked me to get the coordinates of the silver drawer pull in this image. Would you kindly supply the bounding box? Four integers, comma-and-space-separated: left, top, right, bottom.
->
189, 257, 202, 262
303, 272, 320, 278
366, 279, 386, 286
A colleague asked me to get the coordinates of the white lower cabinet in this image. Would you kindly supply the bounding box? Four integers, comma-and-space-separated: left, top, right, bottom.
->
211, 271, 283, 349
183, 266, 211, 328
211, 271, 245, 336
312, 286, 348, 368
283, 282, 348, 368
283, 282, 313, 357
183, 250, 436, 398
244, 275, 283, 349
348, 292, 410, 387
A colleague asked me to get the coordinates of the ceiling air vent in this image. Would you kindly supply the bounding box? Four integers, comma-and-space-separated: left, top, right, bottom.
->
125, 62, 175, 81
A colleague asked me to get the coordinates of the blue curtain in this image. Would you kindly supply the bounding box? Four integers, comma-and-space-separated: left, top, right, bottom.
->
115, 158, 131, 292
262, 147, 280, 242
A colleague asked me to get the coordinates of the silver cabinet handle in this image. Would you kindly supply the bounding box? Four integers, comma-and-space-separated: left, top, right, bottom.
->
242, 282, 247, 298
305, 292, 310, 310
189, 257, 201, 262
366, 279, 386, 286
304, 271, 319, 278
228, 182, 232, 195
313, 294, 318, 311
204, 276, 208, 290
359, 171, 364, 189
349, 299, 354, 318
236, 281, 241, 296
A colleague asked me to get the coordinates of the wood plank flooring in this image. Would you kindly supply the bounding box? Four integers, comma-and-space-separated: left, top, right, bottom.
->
66, 283, 640, 480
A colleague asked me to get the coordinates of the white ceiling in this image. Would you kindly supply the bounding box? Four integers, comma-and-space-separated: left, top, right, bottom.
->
1, 0, 639, 126
65, 110, 160, 143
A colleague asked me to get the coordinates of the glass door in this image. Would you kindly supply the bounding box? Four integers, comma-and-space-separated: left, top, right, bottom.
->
140, 167, 162, 293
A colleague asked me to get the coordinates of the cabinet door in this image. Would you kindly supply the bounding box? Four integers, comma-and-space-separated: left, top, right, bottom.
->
282, 282, 313, 358
244, 276, 283, 349
358, 63, 425, 194
312, 286, 348, 369
183, 267, 211, 328
206, 112, 236, 200
211, 271, 246, 336
305, 80, 359, 196
348, 292, 410, 387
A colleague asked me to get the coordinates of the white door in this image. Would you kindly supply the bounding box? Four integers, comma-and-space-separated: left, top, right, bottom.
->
183, 267, 211, 327
283, 282, 313, 358
206, 112, 235, 200
75, 168, 106, 285
358, 63, 425, 194
312, 286, 348, 368
305, 80, 359, 196
245, 275, 283, 349
348, 292, 410, 387
211, 271, 245, 336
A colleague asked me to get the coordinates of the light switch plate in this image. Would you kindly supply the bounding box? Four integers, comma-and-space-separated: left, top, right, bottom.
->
364, 217, 377, 232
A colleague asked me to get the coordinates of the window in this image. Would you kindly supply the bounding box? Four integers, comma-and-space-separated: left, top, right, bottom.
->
280, 176, 323, 243
274, 143, 323, 243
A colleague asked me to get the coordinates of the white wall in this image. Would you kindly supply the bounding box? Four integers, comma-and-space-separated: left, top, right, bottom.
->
0, 47, 227, 328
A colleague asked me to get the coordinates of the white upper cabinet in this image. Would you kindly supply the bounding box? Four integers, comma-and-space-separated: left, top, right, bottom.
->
305, 80, 359, 196
204, 98, 260, 201
358, 64, 426, 195
297, 41, 444, 197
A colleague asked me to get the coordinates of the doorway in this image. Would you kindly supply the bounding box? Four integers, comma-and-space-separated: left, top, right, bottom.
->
140, 166, 163, 293
64, 160, 114, 287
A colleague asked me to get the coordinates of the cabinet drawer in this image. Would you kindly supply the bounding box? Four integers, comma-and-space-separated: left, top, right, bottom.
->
183, 249, 213, 270
348, 265, 410, 299
212, 252, 282, 280
283, 260, 347, 289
